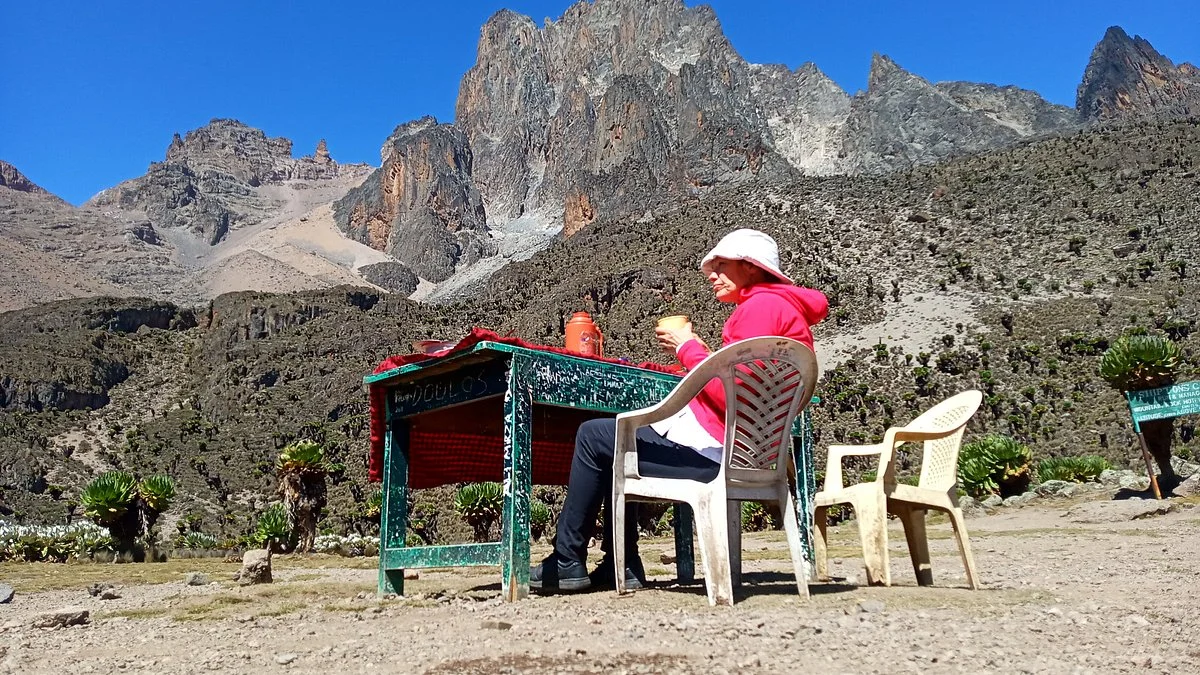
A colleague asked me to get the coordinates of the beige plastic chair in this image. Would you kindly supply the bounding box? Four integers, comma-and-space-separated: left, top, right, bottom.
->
813, 390, 983, 589
611, 337, 818, 606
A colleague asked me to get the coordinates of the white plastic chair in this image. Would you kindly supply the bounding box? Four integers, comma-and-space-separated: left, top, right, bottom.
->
813, 390, 983, 589
612, 337, 819, 606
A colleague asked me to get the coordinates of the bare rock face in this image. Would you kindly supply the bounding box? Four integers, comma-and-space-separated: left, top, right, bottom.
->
750, 62, 852, 175
937, 82, 1080, 136
88, 119, 347, 245
333, 117, 494, 282
163, 119, 341, 185
0, 160, 58, 199
455, 0, 789, 236
841, 55, 1041, 173
1077, 26, 1200, 121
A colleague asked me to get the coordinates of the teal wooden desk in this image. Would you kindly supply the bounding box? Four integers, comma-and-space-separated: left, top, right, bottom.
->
364, 341, 816, 601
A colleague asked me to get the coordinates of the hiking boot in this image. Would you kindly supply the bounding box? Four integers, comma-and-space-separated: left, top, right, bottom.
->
589, 554, 646, 591
530, 554, 591, 592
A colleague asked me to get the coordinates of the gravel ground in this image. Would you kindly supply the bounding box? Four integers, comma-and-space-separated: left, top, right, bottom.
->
1, 493, 1197, 674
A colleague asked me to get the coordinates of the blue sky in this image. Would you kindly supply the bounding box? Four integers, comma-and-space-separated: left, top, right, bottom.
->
1, 0, 1196, 205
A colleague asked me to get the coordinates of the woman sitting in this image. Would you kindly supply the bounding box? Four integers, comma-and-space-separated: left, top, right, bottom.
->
531, 228, 829, 592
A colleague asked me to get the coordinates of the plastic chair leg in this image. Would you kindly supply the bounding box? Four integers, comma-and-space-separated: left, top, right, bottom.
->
694, 494, 733, 606
727, 501, 742, 588
854, 493, 891, 587
894, 504, 933, 586
814, 505, 830, 581
779, 485, 810, 598
613, 488, 628, 596
947, 507, 980, 590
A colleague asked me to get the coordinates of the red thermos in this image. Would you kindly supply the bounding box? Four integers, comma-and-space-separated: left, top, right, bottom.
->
565, 312, 604, 356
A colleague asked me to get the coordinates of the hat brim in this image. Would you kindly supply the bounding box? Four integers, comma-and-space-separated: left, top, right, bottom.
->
701, 254, 793, 285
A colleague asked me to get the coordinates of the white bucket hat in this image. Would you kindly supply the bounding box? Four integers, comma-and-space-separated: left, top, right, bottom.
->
700, 229, 792, 285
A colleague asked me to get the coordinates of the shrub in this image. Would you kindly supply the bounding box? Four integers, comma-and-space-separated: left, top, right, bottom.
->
0, 522, 114, 562
1098, 335, 1180, 391
740, 501, 778, 532
277, 440, 327, 474
180, 531, 219, 550
255, 503, 293, 552
958, 435, 1033, 498
137, 475, 175, 513
530, 500, 551, 541
364, 488, 383, 521
80, 471, 137, 526
1037, 456, 1111, 483
454, 482, 504, 542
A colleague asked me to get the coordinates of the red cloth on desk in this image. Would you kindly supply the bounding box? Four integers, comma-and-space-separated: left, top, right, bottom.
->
367, 327, 680, 483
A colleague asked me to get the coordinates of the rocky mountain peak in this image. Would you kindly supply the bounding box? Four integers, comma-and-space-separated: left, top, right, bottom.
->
866, 53, 907, 91
1077, 26, 1200, 120
0, 161, 54, 197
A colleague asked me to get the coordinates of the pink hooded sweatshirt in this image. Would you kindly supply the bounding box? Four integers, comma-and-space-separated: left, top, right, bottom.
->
676, 282, 829, 444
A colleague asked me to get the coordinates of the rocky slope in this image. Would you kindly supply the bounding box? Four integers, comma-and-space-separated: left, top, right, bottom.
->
1, 117, 1196, 535
87, 119, 360, 245
6, 9, 1198, 310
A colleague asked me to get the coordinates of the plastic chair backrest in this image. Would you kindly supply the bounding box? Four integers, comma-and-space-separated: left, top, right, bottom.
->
694, 337, 818, 485
910, 390, 984, 490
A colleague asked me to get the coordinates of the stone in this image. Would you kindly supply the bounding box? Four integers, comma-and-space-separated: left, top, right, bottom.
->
660, 553, 677, 565
1063, 500, 1174, 524
1172, 473, 1200, 498
274, 653, 298, 665
981, 495, 1004, 508
0, 584, 12, 604
957, 496, 986, 518
403, 570, 420, 580
481, 620, 513, 630
184, 572, 209, 586
1035, 480, 1072, 496
1118, 474, 1150, 491
32, 608, 89, 629
1098, 470, 1126, 486
856, 600, 886, 614
238, 549, 272, 585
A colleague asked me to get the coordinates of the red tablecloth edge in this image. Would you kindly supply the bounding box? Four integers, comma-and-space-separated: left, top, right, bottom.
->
367, 327, 681, 482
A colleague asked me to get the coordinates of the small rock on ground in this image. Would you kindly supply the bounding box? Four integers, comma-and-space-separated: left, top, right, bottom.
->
856, 600, 886, 614
183, 572, 209, 586
1063, 499, 1174, 524
274, 653, 298, 665
32, 608, 89, 629
0, 584, 13, 604
481, 620, 513, 630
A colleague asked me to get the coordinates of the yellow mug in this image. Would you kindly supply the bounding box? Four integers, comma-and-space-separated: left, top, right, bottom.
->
656, 315, 690, 331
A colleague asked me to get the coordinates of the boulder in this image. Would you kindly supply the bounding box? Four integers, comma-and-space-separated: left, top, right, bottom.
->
0, 583, 13, 604
238, 549, 272, 585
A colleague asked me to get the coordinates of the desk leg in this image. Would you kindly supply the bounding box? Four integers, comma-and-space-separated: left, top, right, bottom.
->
672, 503, 695, 583
792, 409, 816, 577
377, 419, 410, 597
501, 361, 533, 601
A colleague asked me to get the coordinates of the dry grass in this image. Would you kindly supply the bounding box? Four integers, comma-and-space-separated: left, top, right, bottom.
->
0, 553, 375, 593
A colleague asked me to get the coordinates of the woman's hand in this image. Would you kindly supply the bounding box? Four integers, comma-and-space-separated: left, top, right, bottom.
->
656, 323, 702, 355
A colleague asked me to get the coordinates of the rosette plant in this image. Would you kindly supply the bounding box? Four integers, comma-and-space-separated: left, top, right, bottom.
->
1099, 334, 1182, 482
277, 440, 328, 552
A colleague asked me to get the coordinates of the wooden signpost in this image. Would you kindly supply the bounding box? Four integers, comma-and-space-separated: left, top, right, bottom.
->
1123, 380, 1200, 500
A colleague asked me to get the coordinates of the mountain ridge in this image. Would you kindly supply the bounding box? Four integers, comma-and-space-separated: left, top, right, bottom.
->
1, 8, 1197, 314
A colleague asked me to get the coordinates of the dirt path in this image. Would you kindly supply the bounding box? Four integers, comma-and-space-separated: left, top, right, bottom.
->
2, 495, 1197, 674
